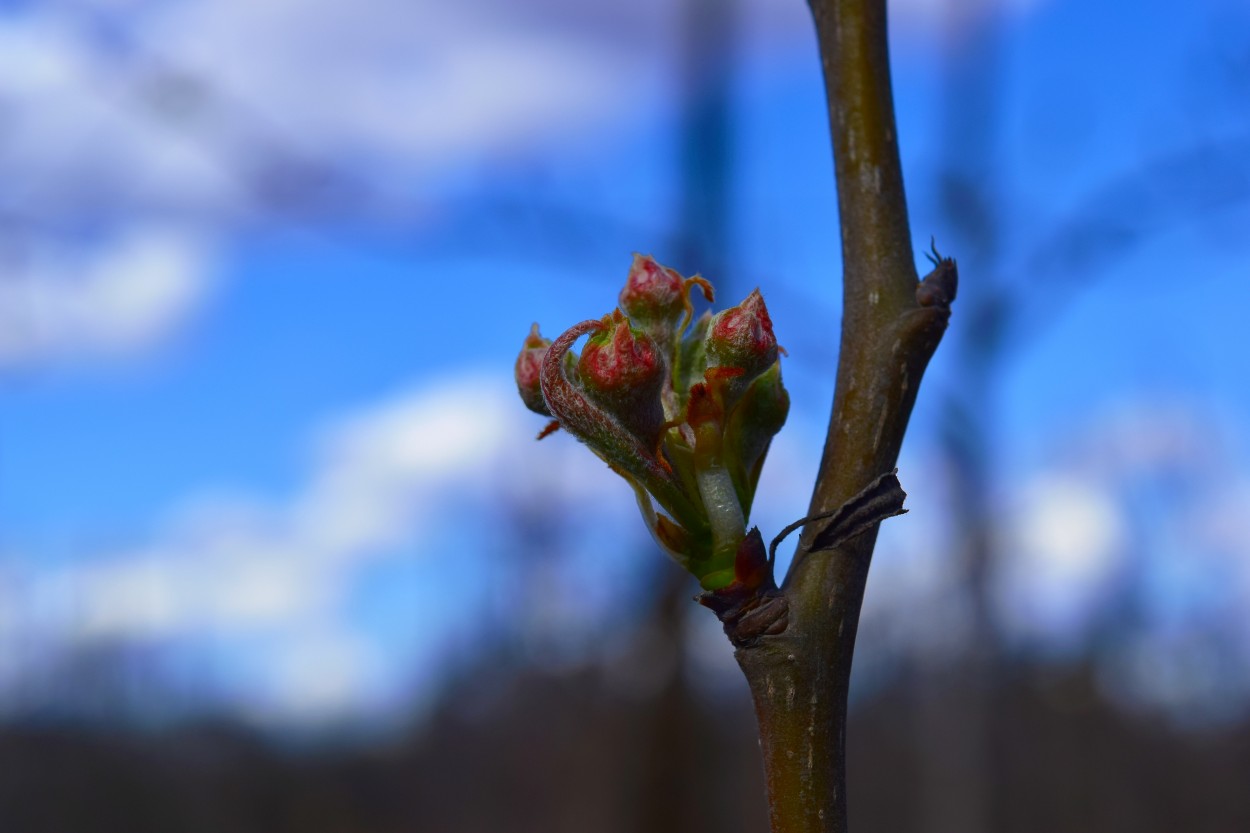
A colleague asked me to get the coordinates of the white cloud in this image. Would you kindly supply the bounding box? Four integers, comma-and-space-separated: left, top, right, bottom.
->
0, 369, 649, 722
1016, 474, 1125, 586
0, 1, 657, 370
0, 226, 213, 367
253, 629, 385, 724
54, 376, 499, 640
288, 376, 517, 563
992, 472, 1127, 643
995, 467, 1135, 640
0, 1, 669, 227
20, 372, 635, 648
983, 401, 1250, 722
0, 0, 1047, 223
0, 0, 1049, 370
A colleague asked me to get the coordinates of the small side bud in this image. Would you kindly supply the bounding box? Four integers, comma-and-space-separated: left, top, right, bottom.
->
515, 323, 552, 416
698, 528, 790, 647
917, 257, 958, 309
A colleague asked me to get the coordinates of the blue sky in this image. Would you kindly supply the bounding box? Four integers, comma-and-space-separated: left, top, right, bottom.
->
1, 0, 1249, 729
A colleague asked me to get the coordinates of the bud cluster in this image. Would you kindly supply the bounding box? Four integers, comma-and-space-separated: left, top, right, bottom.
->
516, 255, 789, 591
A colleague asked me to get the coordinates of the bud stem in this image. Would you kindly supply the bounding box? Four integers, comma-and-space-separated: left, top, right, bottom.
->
695, 463, 745, 588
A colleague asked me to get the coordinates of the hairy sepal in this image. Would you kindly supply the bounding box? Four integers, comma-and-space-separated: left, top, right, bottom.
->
722, 360, 789, 516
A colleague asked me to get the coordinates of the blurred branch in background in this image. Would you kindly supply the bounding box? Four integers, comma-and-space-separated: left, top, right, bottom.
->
630, 0, 739, 829
904, 3, 1250, 833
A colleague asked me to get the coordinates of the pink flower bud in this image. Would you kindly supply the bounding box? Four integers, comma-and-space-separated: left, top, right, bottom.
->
577, 309, 666, 446
515, 323, 552, 416
540, 318, 697, 529
619, 254, 685, 324
705, 289, 778, 381
619, 254, 714, 355
518, 256, 791, 594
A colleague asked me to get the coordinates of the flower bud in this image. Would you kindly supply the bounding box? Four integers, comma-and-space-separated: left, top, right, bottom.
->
705, 288, 778, 381
515, 323, 552, 416
519, 256, 791, 594
619, 254, 685, 326
541, 318, 699, 533
578, 309, 666, 446
620, 254, 714, 356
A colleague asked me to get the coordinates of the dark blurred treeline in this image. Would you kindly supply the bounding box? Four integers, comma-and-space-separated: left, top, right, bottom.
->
1, 651, 1248, 833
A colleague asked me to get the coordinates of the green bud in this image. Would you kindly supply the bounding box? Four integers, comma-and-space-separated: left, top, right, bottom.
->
673, 311, 711, 410
723, 360, 789, 516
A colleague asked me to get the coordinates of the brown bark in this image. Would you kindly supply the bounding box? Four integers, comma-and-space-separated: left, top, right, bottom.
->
725, 1, 956, 829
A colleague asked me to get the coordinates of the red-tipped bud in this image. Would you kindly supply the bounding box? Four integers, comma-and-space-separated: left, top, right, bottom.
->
578, 309, 666, 445
579, 310, 661, 392
515, 323, 552, 416
705, 289, 778, 381
619, 254, 685, 324
539, 318, 693, 527
620, 254, 714, 355
685, 379, 725, 458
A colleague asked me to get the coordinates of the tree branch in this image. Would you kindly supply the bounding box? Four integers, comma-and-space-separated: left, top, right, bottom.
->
799, 0, 943, 529
728, 1, 955, 830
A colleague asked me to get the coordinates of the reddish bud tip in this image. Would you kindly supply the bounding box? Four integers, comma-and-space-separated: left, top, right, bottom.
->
578, 310, 667, 444
539, 318, 684, 511
733, 527, 771, 592
515, 323, 553, 416
619, 254, 686, 325
579, 309, 663, 396
706, 289, 778, 379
